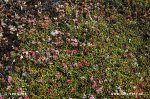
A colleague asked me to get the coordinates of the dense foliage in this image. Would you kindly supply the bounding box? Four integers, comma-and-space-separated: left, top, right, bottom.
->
0, 0, 150, 98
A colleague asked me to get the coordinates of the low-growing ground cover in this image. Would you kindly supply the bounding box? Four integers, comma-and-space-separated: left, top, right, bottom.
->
0, 0, 150, 98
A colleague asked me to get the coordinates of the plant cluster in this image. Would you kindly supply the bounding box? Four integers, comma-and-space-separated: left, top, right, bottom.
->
0, 0, 150, 98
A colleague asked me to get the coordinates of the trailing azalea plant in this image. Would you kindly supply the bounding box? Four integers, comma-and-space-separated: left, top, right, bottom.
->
0, 0, 149, 99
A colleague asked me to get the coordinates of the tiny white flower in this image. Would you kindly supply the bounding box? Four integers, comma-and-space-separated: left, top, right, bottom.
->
20, 55, 23, 59
128, 39, 131, 43
133, 86, 137, 89
9, 25, 17, 31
